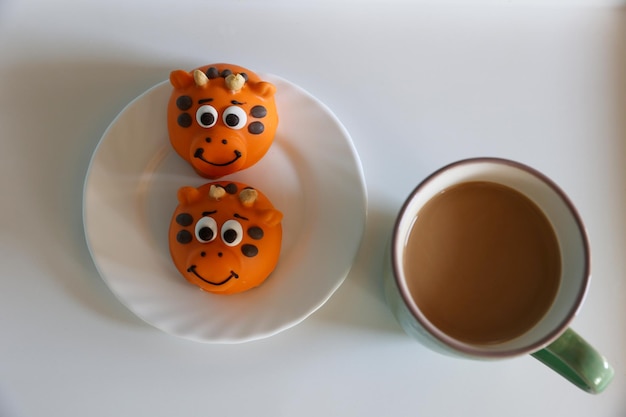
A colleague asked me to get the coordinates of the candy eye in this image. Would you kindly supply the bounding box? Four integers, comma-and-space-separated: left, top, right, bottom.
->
195, 217, 218, 243
221, 220, 243, 246
196, 105, 218, 128
222, 106, 247, 130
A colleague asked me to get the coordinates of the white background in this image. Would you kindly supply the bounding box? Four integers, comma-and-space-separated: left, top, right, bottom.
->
1, 1, 624, 416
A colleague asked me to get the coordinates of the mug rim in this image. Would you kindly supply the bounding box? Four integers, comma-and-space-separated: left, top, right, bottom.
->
391, 157, 591, 358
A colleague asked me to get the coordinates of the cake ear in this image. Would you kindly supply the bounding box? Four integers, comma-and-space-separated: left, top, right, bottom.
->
177, 186, 201, 205
260, 209, 283, 227
170, 70, 195, 89
251, 81, 276, 98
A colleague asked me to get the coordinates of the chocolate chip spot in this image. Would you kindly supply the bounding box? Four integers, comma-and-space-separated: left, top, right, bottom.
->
248, 227, 264, 240
225, 183, 238, 194
178, 113, 192, 128
176, 213, 193, 226
176, 230, 192, 244
206, 67, 220, 79
221, 69, 232, 78
240, 73, 248, 81
248, 121, 264, 135
250, 106, 267, 118
176, 95, 192, 111
241, 244, 258, 257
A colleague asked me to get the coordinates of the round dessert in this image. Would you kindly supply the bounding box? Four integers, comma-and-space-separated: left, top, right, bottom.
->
167, 63, 279, 179
169, 181, 283, 295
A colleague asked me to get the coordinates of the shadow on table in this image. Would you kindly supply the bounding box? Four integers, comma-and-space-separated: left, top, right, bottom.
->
309, 195, 411, 339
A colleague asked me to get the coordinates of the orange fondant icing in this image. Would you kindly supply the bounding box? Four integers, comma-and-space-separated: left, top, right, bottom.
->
167, 63, 278, 179
169, 181, 283, 295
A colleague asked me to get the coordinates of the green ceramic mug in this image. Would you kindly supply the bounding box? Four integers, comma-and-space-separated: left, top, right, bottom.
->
384, 158, 614, 394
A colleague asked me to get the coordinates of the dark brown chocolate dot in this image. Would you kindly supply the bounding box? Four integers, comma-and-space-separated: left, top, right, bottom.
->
250, 106, 267, 118
248, 121, 264, 134
241, 244, 258, 257
178, 113, 192, 128
248, 227, 264, 240
240, 72, 248, 81
176, 230, 192, 244
176, 213, 193, 226
221, 69, 232, 78
176, 95, 192, 111
225, 183, 238, 194
206, 67, 220, 79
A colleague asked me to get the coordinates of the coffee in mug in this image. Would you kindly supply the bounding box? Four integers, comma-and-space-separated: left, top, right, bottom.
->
384, 158, 614, 393
404, 181, 561, 345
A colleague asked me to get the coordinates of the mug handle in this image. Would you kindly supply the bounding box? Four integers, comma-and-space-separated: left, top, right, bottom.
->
531, 328, 614, 394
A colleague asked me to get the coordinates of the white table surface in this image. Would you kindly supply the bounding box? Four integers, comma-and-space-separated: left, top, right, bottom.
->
1, 1, 624, 416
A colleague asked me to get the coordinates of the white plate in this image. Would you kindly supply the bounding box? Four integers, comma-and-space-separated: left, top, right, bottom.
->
83, 74, 367, 343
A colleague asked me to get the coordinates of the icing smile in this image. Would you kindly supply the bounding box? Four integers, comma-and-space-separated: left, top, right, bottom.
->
194, 148, 242, 166
187, 265, 239, 286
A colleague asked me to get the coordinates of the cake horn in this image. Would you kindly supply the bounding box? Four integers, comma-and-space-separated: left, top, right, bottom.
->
193, 69, 209, 87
